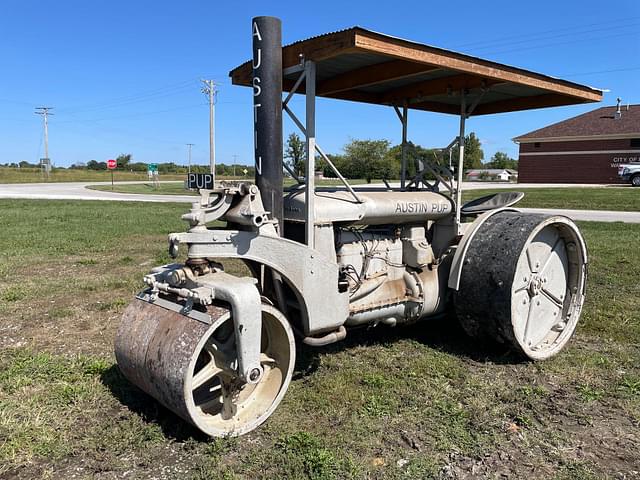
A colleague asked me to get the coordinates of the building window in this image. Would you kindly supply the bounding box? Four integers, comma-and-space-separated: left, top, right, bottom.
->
534, 142, 541, 148
631, 138, 640, 148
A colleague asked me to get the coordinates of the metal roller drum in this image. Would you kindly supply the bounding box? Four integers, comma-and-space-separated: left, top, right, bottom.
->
115, 299, 295, 436
455, 211, 587, 360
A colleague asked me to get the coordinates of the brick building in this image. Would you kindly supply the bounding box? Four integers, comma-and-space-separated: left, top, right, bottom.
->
514, 103, 640, 183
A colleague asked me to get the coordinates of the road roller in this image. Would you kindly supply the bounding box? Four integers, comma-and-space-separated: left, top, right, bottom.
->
115, 17, 597, 437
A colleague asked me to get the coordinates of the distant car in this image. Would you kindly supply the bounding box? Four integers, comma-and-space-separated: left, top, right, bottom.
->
618, 164, 640, 187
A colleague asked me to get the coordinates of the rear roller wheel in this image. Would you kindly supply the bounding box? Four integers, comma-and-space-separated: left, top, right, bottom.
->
115, 301, 295, 437
455, 212, 587, 360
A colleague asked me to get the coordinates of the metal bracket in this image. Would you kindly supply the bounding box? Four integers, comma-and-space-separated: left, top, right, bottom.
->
136, 291, 213, 325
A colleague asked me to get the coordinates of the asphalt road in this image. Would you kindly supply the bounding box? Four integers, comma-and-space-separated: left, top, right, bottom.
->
0, 181, 195, 203
1, 181, 638, 223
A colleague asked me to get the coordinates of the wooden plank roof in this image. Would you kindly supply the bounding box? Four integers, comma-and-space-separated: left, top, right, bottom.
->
229, 27, 602, 115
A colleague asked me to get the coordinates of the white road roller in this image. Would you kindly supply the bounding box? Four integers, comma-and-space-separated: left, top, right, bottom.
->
115, 17, 601, 437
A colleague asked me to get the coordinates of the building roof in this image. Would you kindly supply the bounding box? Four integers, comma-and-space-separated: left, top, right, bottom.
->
514, 104, 640, 142
230, 27, 602, 116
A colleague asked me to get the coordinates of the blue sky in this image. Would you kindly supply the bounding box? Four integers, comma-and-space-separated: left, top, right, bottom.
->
1, 0, 638, 167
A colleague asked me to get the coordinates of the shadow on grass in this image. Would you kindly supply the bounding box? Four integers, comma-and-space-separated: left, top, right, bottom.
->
294, 313, 525, 380
99, 365, 208, 442
100, 314, 524, 438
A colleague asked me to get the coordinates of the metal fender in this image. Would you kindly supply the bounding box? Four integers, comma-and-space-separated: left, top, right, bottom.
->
447, 208, 519, 290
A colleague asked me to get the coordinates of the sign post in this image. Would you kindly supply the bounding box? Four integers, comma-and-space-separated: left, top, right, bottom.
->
107, 159, 117, 190
148, 163, 159, 189
40, 158, 51, 180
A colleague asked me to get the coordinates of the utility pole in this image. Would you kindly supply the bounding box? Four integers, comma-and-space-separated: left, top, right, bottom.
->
201, 80, 217, 178
232, 154, 238, 177
35, 107, 54, 179
186, 143, 194, 175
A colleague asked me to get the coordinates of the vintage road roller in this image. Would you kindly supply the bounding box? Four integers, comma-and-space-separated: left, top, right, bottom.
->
115, 17, 601, 436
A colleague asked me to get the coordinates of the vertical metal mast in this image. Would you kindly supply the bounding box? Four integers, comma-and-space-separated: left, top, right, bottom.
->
35, 107, 53, 158
252, 16, 284, 234
201, 80, 217, 177
35, 107, 53, 179
186, 143, 194, 175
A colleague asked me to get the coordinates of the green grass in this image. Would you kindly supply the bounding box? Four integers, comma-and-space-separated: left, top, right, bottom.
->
0, 199, 638, 479
87, 181, 198, 195
86, 178, 372, 196
463, 186, 640, 211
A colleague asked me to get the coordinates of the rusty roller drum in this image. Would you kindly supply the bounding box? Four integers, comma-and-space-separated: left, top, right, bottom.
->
455, 211, 587, 360
114, 299, 295, 436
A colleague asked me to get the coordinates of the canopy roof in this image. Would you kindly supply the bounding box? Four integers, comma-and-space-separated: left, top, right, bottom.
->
229, 27, 602, 115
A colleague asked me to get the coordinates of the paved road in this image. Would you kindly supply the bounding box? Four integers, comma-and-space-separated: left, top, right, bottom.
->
0, 181, 195, 203
1, 181, 638, 223
518, 208, 640, 223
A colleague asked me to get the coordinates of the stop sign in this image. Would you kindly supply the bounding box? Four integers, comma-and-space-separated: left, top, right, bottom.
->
107, 159, 117, 169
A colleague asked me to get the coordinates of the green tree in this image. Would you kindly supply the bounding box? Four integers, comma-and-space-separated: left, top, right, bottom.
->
284, 133, 306, 177
386, 141, 445, 180
87, 160, 107, 170
453, 132, 484, 170
343, 139, 392, 182
116, 153, 132, 169
486, 151, 518, 170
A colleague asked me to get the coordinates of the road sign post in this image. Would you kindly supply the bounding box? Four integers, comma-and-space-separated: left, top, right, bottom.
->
107, 159, 117, 190
148, 163, 159, 189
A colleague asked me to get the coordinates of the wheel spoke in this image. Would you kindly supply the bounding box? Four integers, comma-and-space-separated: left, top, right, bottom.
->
540, 288, 564, 309
204, 333, 236, 367
526, 247, 536, 273
260, 352, 277, 366
524, 293, 564, 347
220, 380, 237, 420
514, 285, 528, 294
539, 236, 563, 277
522, 298, 536, 345
192, 358, 222, 391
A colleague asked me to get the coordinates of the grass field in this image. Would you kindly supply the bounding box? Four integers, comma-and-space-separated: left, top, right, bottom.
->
87, 182, 198, 195
87, 178, 372, 196
0, 200, 638, 479
463, 186, 639, 212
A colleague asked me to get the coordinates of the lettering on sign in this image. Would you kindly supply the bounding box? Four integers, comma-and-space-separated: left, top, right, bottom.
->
611, 156, 639, 167
253, 21, 262, 175
395, 202, 449, 214
187, 173, 215, 190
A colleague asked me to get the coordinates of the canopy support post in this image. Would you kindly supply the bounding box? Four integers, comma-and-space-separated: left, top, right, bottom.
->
304, 60, 316, 249
394, 104, 409, 190
455, 93, 466, 231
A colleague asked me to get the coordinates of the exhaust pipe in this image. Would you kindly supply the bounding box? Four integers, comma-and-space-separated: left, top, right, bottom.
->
252, 16, 283, 234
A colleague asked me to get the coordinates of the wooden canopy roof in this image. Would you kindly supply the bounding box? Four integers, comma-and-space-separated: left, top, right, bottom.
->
229, 27, 602, 115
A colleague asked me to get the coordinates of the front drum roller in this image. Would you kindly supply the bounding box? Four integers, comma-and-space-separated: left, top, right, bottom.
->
114, 299, 295, 437
455, 211, 587, 360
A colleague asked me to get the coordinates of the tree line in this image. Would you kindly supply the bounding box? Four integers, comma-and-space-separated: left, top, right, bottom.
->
2, 132, 516, 179
284, 132, 517, 182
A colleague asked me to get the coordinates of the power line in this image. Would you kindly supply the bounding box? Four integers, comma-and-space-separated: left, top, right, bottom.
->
467, 22, 640, 55
477, 30, 638, 57
56, 78, 198, 114
559, 66, 640, 78
451, 15, 640, 50
55, 103, 206, 124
